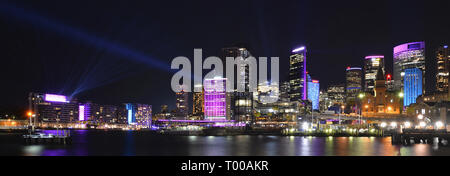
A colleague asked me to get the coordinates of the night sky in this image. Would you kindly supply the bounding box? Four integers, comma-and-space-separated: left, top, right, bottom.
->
1, 0, 449, 117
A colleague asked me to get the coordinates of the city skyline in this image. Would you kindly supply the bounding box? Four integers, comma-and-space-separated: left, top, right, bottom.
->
1, 0, 449, 116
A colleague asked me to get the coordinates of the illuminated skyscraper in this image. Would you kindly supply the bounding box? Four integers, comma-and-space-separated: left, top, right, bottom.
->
222, 46, 253, 121
393, 42, 425, 93
193, 84, 204, 116
345, 67, 362, 100
204, 78, 227, 120
436, 45, 450, 92
175, 88, 188, 119
279, 81, 290, 102
289, 47, 307, 101
307, 80, 320, 110
404, 68, 423, 107
364, 55, 385, 93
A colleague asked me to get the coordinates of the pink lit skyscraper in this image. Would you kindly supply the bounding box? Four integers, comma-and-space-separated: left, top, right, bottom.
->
204, 78, 227, 120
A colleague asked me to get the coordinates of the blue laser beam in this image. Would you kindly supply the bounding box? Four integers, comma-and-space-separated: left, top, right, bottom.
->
0, 2, 173, 96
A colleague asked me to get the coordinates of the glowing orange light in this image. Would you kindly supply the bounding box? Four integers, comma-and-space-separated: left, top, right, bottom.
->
27, 111, 32, 117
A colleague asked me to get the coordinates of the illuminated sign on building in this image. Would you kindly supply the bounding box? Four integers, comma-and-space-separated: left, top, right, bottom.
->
78, 104, 91, 121
44, 94, 68, 103
79, 105, 85, 121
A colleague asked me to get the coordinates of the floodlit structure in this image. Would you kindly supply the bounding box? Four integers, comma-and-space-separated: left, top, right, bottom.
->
307, 80, 320, 110
204, 78, 227, 120
289, 46, 307, 101
404, 68, 423, 107
28, 93, 78, 123
125, 103, 152, 127
393, 42, 425, 93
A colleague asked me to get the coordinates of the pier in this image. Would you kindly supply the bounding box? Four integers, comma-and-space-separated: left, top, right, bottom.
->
391, 129, 450, 146
23, 129, 72, 145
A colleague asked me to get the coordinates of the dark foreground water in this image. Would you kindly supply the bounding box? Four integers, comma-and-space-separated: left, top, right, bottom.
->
1, 130, 450, 156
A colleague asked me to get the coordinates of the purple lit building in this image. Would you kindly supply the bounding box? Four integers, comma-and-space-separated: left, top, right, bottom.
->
28, 93, 78, 123
78, 103, 93, 121
393, 42, 425, 93
289, 46, 307, 101
204, 78, 227, 120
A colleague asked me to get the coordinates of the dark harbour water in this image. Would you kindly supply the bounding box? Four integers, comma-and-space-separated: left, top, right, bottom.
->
1, 130, 450, 156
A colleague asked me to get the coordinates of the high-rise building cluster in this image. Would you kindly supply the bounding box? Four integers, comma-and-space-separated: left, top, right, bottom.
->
27, 41, 449, 126
184, 41, 449, 123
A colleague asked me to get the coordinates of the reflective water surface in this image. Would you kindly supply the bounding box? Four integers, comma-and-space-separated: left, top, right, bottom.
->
1, 130, 450, 156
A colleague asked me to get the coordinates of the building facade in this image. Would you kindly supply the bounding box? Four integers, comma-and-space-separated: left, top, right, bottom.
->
393, 42, 426, 93
222, 47, 253, 122
364, 55, 385, 94
404, 68, 423, 107
192, 84, 204, 117
175, 89, 188, 119
307, 80, 320, 110
204, 78, 228, 120
327, 84, 346, 105
361, 68, 402, 117
289, 47, 307, 101
279, 81, 290, 102
125, 103, 152, 127
346, 67, 362, 100
436, 45, 450, 93
29, 93, 78, 123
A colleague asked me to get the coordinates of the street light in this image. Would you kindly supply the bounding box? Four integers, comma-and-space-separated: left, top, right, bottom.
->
358, 93, 365, 99
390, 122, 397, 128
398, 92, 404, 113
404, 121, 411, 128
26, 111, 34, 134
435, 121, 444, 129
357, 93, 365, 126
380, 122, 387, 128
418, 114, 424, 120
419, 121, 427, 128
302, 122, 309, 130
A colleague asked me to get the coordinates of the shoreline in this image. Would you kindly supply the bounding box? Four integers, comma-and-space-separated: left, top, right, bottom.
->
0, 128, 387, 137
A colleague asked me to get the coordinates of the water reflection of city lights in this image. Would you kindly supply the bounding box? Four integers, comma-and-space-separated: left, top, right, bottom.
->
23, 145, 44, 156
